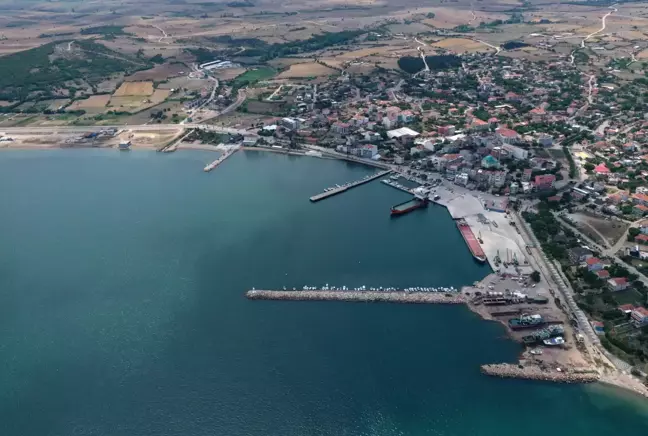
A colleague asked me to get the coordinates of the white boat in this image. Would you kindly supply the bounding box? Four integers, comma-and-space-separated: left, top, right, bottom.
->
543, 336, 565, 346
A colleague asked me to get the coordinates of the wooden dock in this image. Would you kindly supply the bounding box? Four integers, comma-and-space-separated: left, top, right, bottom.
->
309, 170, 391, 202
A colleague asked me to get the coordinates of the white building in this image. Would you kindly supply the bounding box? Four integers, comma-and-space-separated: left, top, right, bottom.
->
360, 144, 378, 158
502, 143, 529, 160
387, 127, 420, 140
455, 172, 469, 186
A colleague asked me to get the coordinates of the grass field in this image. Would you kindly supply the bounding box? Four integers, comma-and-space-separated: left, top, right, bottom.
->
231, 67, 276, 87
67, 95, 111, 111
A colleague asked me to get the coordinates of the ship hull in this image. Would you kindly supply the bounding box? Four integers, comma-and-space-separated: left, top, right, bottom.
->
390, 198, 428, 216
456, 220, 487, 263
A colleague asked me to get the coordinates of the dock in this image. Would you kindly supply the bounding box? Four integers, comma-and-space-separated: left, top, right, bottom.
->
246, 289, 466, 304
204, 146, 239, 172
380, 179, 414, 194
309, 170, 391, 202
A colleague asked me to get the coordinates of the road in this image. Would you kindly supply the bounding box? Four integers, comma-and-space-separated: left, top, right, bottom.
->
414, 37, 430, 74
200, 89, 247, 124
514, 213, 632, 372
0, 124, 252, 136
557, 213, 648, 287
581, 5, 617, 48
476, 39, 501, 55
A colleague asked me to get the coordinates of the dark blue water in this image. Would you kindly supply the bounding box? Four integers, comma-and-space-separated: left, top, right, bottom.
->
0, 149, 647, 436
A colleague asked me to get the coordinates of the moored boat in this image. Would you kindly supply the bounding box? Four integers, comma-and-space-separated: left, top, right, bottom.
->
390, 197, 428, 216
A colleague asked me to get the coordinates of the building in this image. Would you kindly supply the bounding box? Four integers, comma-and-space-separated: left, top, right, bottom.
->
394, 155, 404, 165
481, 155, 500, 169
496, 127, 519, 144
242, 136, 258, 146
359, 144, 378, 159
590, 320, 605, 335
387, 127, 420, 140
534, 174, 556, 191
569, 247, 593, 264
502, 143, 529, 160
438, 125, 455, 136
282, 117, 300, 130
631, 306, 648, 327
634, 204, 648, 217
538, 134, 553, 147
585, 257, 603, 271
522, 168, 532, 182
510, 182, 519, 194
118, 140, 131, 150
607, 277, 630, 292
455, 172, 469, 186
331, 122, 349, 135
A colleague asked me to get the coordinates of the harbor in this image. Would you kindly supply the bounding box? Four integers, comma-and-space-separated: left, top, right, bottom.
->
203, 146, 239, 172
481, 363, 600, 383
309, 170, 391, 202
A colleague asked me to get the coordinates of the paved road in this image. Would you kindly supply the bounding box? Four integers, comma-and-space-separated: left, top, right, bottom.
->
0, 123, 252, 136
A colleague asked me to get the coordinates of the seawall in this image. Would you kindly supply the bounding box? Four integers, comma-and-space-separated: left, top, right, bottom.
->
246, 290, 466, 304
481, 363, 600, 383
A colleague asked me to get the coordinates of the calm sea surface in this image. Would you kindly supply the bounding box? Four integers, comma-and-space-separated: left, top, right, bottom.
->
1, 149, 648, 436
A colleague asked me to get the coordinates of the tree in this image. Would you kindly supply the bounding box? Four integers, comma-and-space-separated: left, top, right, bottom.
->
530, 271, 541, 282
628, 227, 641, 242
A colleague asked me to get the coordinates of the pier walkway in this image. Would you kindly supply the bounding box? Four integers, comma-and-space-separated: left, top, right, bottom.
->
246, 289, 465, 304
309, 170, 391, 202
204, 146, 239, 172
380, 179, 413, 194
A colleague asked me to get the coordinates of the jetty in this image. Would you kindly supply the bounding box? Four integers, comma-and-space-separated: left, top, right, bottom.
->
481, 363, 599, 383
204, 146, 238, 172
309, 170, 391, 202
246, 289, 466, 304
381, 179, 414, 194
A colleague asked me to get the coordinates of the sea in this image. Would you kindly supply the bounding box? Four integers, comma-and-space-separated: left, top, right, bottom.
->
1, 149, 648, 436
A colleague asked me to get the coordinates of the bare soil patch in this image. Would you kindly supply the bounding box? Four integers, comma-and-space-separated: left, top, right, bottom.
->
276, 62, 336, 78
113, 81, 154, 97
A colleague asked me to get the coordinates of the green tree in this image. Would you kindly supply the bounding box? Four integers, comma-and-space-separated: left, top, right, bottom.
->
530, 271, 541, 282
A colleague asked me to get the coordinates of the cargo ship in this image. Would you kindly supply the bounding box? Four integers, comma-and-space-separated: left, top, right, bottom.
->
508, 314, 545, 330
391, 197, 428, 216
456, 219, 487, 263
522, 325, 564, 344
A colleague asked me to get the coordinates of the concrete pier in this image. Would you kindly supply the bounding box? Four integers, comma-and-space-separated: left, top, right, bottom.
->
246, 289, 466, 304
309, 170, 391, 202
380, 179, 414, 194
204, 146, 238, 172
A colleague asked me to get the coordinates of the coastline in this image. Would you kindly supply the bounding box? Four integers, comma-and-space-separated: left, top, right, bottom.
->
2, 144, 647, 400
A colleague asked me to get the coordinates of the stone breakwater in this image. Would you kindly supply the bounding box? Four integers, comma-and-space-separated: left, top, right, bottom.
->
246, 290, 467, 304
481, 363, 600, 384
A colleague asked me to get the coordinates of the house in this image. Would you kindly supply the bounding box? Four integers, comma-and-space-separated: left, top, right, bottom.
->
594, 163, 610, 175
534, 174, 556, 191
282, 117, 301, 130
619, 304, 636, 315
585, 257, 603, 271
631, 306, 648, 327
522, 168, 532, 182
569, 247, 593, 264
634, 204, 648, 217
438, 125, 455, 136
607, 277, 630, 292
496, 127, 519, 144
591, 320, 605, 335
632, 193, 648, 206
596, 269, 610, 279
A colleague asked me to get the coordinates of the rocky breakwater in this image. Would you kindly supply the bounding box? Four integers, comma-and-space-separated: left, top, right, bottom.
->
246, 290, 467, 304
481, 363, 600, 384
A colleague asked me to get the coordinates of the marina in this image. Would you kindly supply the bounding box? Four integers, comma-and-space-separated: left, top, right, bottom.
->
381, 178, 414, 194
203, 146, 239, 172
309, 170, 391, 202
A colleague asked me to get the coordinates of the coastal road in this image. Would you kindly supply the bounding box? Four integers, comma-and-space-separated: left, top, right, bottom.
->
0, 124, 252, 136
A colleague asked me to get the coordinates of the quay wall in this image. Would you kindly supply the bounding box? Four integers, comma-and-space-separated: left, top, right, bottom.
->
246, 290, 466, 304
481, 363, 600, 383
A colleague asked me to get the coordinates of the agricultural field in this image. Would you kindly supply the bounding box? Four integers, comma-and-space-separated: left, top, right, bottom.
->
276, 62, 337, 78
67, 95, 112, 112
113, 81, 155, 97
231, 67, 276, 87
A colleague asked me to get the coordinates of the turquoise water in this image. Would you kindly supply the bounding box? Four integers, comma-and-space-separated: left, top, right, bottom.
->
1, 149, 647, 436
